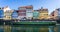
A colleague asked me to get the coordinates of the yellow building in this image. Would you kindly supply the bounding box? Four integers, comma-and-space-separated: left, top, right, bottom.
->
3, 10, 13, 20
38, 8, 49, 20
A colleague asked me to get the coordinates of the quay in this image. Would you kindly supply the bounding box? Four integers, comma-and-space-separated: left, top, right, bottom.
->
0, 19, 60, 32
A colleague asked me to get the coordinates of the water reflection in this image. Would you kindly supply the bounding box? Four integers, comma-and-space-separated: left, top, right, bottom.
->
0, 25, 58, 32
0, 25, 4, 32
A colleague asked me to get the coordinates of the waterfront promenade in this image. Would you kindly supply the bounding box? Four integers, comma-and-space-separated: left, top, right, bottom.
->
0, 19, 60, 32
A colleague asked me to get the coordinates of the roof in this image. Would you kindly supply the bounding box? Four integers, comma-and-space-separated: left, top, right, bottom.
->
19, 5, 33, 9
39, 9, 48, 11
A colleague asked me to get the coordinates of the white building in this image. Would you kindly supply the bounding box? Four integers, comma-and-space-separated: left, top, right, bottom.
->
3, 6, 11, 12
56, 8, 60, 19
3, 6, 13, 20
26, 8, 33, 19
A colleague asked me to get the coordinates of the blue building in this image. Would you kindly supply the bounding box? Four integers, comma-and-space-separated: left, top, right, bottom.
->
0, 9, 4, 19
11, 10, 18, 19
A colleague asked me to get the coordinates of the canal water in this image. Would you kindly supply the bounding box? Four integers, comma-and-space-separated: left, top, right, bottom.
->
0, 25, 58, 32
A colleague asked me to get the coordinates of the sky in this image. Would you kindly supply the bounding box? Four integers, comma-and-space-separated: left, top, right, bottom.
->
0, 0, 60, 14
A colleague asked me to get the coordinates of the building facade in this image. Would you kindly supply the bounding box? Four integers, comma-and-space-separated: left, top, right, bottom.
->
17, 10, 26, 20
49, 8, 60, 20
0, 8, 4, 19
3, 6, 11, 12
3, 10, 13, 20
38, 8, 49, 20
18, 5, 33, 20
49, 11, 55, 20
54, 8, 60, 19
26, 6, 33, 19
11, 10, 18, 19
33, 10, 39, 19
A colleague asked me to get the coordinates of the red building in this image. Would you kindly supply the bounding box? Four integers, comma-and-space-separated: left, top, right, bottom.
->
17, 10, 26, 20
